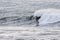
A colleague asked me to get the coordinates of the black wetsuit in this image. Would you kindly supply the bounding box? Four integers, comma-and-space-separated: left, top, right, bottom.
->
36, 16, 41, 26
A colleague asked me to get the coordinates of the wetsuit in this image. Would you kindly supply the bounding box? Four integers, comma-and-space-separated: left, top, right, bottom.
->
36, 16, 41, 26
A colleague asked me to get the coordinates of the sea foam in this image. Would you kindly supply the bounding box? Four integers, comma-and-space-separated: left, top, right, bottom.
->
33, 8, 60, 25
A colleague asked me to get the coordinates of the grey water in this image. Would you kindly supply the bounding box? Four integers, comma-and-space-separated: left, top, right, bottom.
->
0, 1, 60, 40
0, 0, 60, 26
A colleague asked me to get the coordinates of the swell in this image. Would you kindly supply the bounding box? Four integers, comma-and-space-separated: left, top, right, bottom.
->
0, 15, 36, 26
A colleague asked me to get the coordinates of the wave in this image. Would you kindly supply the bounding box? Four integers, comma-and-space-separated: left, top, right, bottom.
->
0, 15, 36, 26
33, 8, 60, 27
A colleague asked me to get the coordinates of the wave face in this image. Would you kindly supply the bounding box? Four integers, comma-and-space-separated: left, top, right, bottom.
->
0, 16, 36, 26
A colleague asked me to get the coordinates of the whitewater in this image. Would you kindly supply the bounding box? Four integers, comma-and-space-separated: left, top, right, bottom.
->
33, 8, 60, 26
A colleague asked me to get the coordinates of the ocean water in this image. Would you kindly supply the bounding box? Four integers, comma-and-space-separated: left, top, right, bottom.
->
0, 0, 60, 40
0, 0, 60, 26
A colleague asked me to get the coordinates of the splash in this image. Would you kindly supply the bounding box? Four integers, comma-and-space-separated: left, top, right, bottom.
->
33, 8, 60, 26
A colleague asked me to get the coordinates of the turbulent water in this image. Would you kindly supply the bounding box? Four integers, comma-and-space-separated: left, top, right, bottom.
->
0, 0, 60, 26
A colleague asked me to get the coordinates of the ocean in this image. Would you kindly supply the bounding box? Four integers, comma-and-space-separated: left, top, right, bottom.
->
0, 0, 60, 40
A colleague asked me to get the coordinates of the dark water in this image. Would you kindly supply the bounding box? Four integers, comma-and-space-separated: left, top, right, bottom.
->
0, 0, 60, 26
0, 15, 36, 26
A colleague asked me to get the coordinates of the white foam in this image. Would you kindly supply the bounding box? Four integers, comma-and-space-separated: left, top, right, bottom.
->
33, 8, 60, 25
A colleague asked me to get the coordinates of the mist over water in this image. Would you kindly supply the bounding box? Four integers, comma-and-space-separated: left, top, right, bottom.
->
0, 0, 60, 26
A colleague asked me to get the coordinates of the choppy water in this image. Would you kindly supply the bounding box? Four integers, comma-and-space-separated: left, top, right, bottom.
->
0, 0, 60, 26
